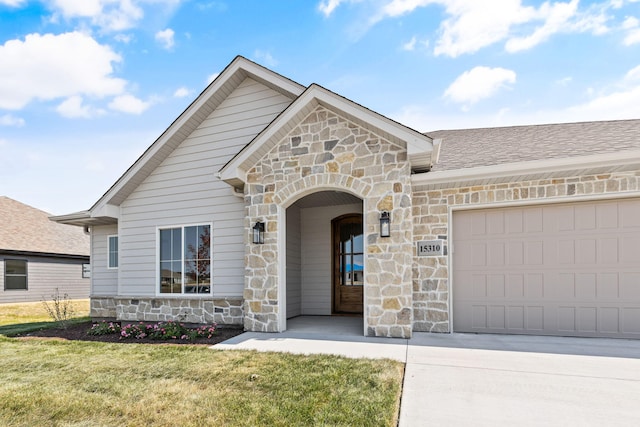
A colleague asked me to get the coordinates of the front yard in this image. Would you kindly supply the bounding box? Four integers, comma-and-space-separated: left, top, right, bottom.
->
0, 302, 404, 426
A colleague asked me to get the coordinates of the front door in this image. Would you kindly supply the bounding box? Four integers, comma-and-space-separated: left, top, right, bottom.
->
332, 214, 364, 314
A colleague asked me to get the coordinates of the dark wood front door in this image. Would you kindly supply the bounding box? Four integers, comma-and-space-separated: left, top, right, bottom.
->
332, 214, 364, 314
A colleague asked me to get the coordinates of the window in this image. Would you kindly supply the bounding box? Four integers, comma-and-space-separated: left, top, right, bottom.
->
5, 259, 27, 290
159, 224, 211, 294
108, 235, 118, 269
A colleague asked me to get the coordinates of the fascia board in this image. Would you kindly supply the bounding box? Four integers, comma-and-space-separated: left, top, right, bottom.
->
412, 149, 640, 188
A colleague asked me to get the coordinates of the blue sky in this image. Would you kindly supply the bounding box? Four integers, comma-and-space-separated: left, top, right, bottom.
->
1, 0, 639, 215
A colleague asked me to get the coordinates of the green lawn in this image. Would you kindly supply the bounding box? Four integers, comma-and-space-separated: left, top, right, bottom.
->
0, 299, 89, 336
0, 337, 404, 426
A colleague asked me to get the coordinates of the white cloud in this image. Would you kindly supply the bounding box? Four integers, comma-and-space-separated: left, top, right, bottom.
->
108, 93, 151, 114
253, 50, 278, 67
0, 0, 26, 6
0, 114, 25, 127
622, 16, 640, 45
50, 0, 144, 32
0, 32, 126, 110
318, 0, 345, 17
335, 0, 613, 57
155, 28, 175, 50
207, 72, 220, 84
56, 96, 105, 118
505, 0, 579, 52
394, 63, 640, 131
173, 87, 191, 98
402, 36, 417, 51
444, 66, 516, 110
556, 76, 573, 86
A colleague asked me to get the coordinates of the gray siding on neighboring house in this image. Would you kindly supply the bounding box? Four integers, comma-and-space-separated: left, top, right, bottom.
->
117, 78, 292, 297
0, 255, 89, 304
300, 203, 362, 315
91, 225, 118, 296
286, 204, 302, 318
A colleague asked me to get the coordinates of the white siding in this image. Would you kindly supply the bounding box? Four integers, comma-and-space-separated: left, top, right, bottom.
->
92, 225, 118, 296
118, 78, 292, 297
286, 205, 302, 318
0, 255, 89, 304
300, 203, 362, 315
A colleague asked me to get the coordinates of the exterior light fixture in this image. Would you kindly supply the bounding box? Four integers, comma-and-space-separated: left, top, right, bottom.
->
252, 221, 265, 244
380, 211, 390, 238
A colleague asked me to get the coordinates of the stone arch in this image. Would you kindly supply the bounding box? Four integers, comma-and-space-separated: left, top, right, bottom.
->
274, 174, 372, 209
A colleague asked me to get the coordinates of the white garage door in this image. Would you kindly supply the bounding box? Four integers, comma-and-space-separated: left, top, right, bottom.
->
452, 198, 640, 338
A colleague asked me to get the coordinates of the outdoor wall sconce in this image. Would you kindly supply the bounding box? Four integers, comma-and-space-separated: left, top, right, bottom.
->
252, 221, 265, 244
380, 211, 391, 238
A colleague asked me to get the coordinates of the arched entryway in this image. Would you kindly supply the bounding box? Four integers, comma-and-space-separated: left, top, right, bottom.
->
281, 190, 364, 332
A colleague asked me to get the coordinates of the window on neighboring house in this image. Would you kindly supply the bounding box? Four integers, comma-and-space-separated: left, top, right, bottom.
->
4, 259, 27, 290
159, 224, 211, 294
108, 235, 118, 269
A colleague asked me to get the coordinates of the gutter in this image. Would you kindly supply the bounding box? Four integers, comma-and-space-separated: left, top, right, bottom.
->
412, 149, 640, 188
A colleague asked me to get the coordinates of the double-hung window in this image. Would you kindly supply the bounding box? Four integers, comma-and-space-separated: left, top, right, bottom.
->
4, 259, 28, 290
108, 235, 118, 269
159, 224, 211, 294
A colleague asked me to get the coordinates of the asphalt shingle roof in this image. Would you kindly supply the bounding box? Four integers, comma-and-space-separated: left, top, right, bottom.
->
426, 119, 640, 172
0, 196, 89, 257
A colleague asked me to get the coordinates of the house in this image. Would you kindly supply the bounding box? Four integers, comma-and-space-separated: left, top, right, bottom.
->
52, 56, 640, 339
1, 196, 89, 303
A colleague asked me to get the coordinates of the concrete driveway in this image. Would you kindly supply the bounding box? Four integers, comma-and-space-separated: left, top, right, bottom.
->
400, 333, 640, 426
216, 321, 640, 426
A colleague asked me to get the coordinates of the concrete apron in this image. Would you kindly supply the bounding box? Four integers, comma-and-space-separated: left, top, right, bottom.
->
214, 318, 640, 426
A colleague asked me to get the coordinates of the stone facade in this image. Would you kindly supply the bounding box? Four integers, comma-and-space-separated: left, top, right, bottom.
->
412, 169, 640, 332
243, 106, 414, 338
90, 297, 243, 325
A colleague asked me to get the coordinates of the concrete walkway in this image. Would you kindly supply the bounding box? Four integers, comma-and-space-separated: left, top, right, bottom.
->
215, 320, 640, 426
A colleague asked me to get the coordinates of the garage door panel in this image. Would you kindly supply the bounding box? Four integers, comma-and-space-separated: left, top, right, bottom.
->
453, 199, 640, 339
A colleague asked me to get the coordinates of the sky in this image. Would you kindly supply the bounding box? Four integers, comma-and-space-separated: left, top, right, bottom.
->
1, 0, 639, 215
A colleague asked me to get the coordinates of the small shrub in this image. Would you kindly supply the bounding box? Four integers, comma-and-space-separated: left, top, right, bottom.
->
89, 320, 218, 341
88, 321, 121, 336
41, 288, 76, 329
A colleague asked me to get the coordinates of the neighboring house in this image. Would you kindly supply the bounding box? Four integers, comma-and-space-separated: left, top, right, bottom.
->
53, 56, 640, 339
0, 196, 89, 304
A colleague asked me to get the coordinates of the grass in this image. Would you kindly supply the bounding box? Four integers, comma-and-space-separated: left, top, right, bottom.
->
0, 299, 90, 336
0, 337, 404, 426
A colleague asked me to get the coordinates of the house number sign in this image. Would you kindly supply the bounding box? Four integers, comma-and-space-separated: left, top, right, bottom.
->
417, 240, 443, 257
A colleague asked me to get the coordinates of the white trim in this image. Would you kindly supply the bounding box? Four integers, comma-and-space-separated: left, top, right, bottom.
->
413, 149, 640, 188
155, 222, 214, 297
219, 84, 432, 185
446, 190, 640, 334
278, 205, 287, 332
107, 235, 118, 270
451, 190, 640, 212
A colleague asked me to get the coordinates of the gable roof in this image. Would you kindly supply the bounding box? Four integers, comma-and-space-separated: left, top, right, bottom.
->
86, 56, 304, 218
427, 119, 640, 172
0, 197, 89, 257
219, 84, 433, 187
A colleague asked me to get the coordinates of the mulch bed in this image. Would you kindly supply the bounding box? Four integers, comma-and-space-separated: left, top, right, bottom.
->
21, 321, 245, 345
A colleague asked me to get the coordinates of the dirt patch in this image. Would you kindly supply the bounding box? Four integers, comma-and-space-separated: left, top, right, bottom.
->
20, 321, 245, 346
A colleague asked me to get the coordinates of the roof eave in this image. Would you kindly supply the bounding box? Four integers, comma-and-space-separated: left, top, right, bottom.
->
412, 149, 640, 190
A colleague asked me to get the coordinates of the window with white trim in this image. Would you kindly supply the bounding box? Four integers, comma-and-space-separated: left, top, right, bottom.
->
108, 235, 118, 269
159, 224, 211, 294
4, 259, 27, 290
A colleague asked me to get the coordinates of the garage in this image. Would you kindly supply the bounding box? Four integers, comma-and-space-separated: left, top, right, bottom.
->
452, 198, 640, 338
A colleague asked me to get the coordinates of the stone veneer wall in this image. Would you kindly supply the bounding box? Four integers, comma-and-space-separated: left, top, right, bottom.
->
412, 170, 640, 332
90, 297, 243, 325
244, 106, 414, 338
